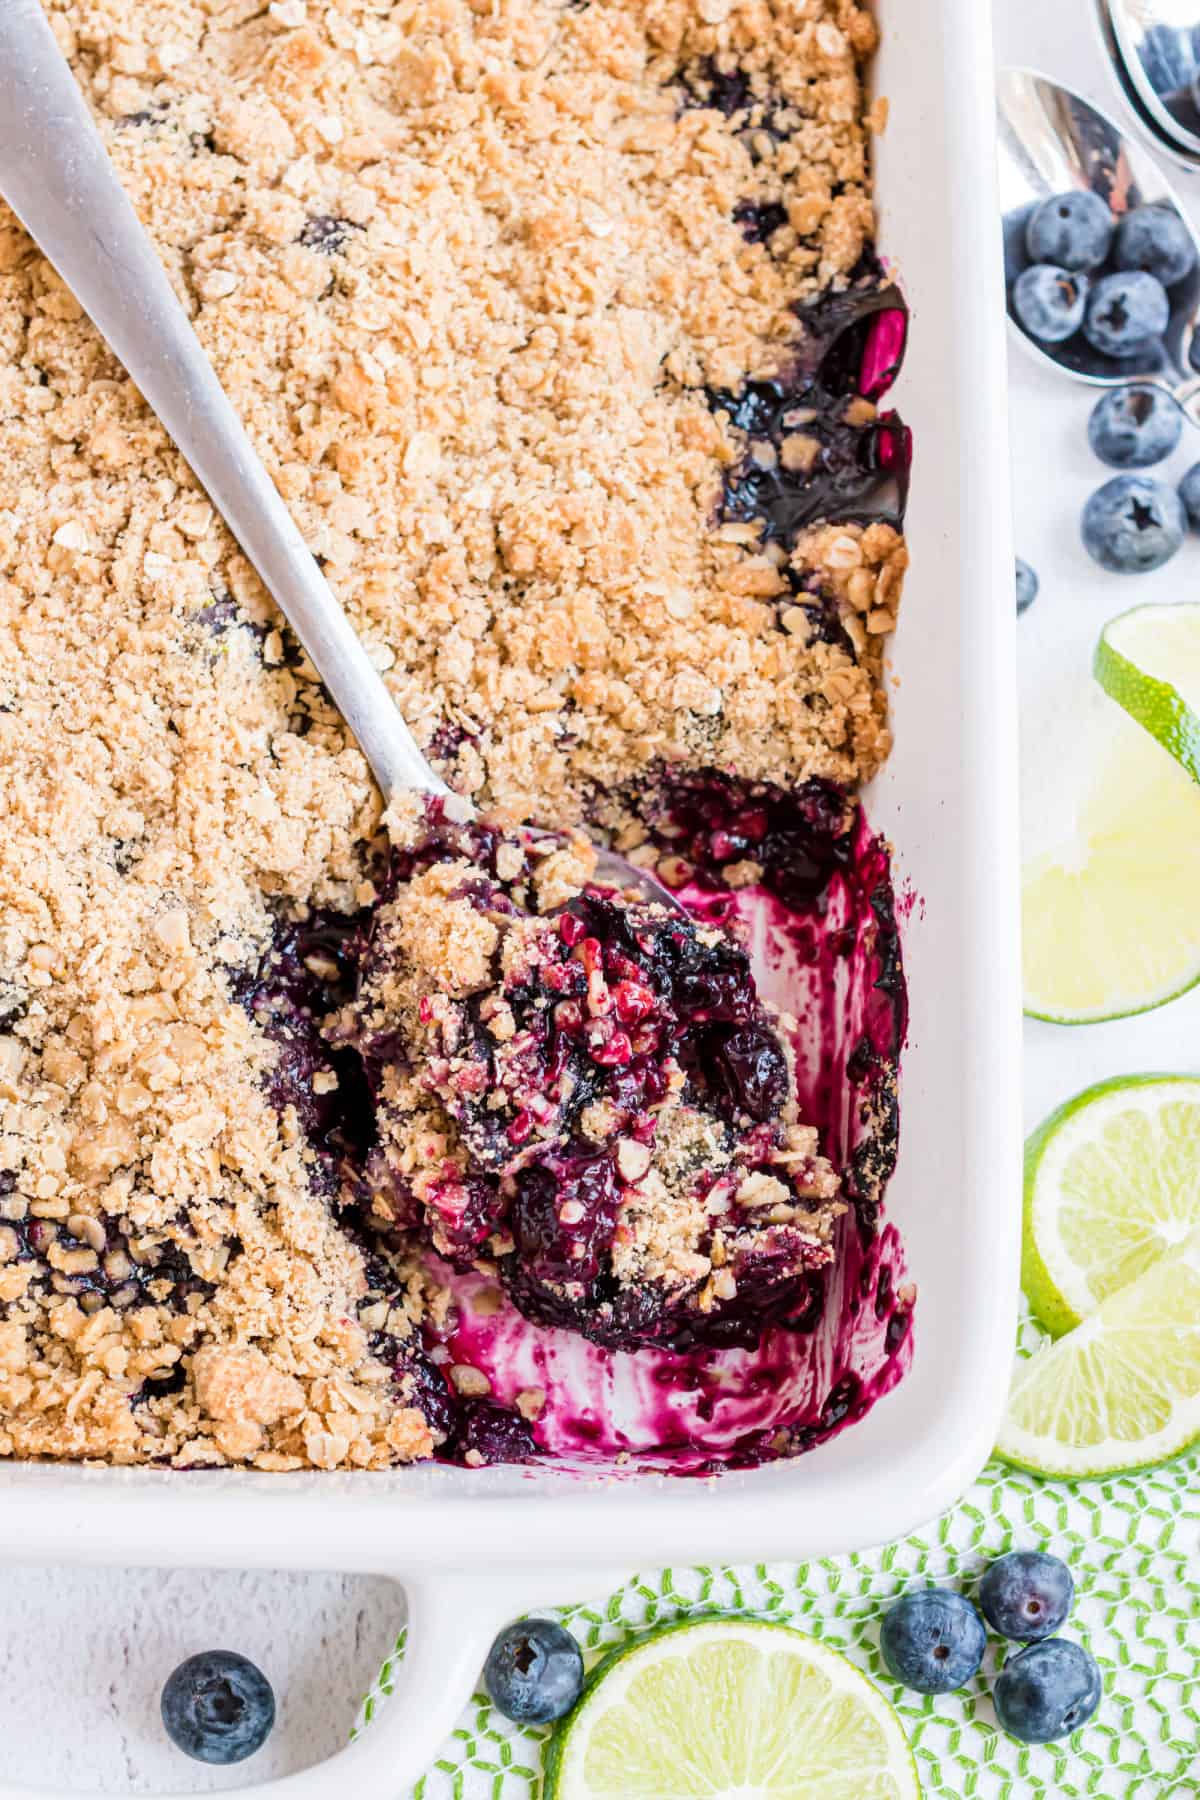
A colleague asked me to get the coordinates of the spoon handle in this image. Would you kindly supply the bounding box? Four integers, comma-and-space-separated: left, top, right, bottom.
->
0, 0, 446, 802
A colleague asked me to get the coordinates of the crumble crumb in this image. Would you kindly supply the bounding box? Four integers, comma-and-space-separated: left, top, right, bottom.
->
191, 1345, 303, 1426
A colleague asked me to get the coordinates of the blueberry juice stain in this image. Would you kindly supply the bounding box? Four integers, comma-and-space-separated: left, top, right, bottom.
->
438, 772, 914, 1474
707, 279, 910, 563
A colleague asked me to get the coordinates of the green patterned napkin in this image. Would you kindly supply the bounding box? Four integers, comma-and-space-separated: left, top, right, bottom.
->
358, 1316, 1199, 1798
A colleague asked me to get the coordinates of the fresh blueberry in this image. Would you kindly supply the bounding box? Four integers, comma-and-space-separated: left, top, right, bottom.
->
1026, 190, 1114, 272
483, 1619, 584, 1723
993, 1639, 1102, 1743
1081, 475, 1186, 572
1139, 19, 1200, 96
1179, 462, 1200, 529
1084, 271, 1170, 359
1112, 205, 1197, 288
979, 1551, 1075, 1642
160, 1651, 275, 1764
879, 1589, 987, 1694
1087, 384, 1183, 468
1015, 557, 1039, 615
1012, 265, 1088, 344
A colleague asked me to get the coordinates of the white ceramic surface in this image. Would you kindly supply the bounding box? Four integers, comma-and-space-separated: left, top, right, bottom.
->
0, 0, 1021, 1792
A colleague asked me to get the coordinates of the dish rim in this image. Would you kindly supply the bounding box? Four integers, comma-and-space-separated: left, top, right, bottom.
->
0, 0, 1018, 1578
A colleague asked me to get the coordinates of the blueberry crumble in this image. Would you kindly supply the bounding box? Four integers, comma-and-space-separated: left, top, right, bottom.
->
0, 0, 906, 1469
334, 800, 843, 1353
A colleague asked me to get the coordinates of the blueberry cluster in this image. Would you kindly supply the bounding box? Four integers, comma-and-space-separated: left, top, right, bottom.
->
880, 1550, 1102, 1745
1006, 191, 1200, 585
1076, 389, 1200, 576
1013, 191, 1195, 362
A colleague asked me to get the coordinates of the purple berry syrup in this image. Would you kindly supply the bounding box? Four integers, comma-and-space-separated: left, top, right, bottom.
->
708, 283, 910, 553
427, 781, 912, 1473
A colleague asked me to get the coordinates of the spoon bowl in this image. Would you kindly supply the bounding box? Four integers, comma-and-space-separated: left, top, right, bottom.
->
1094, 0, 1200, 173
1098, 0, 1200, 161
997, 67, 1200, 388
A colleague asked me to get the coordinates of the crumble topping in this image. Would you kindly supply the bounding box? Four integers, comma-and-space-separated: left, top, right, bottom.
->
0, 0, 899, 1464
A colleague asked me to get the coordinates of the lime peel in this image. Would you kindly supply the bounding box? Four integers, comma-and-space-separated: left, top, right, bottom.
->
1023, 1073, 1200, 1336
997, 1224, 1200, 1480
1095, 601, 1200, 785
544, 1616, 920, 1800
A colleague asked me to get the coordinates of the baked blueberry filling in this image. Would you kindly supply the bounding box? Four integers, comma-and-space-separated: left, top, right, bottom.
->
709, 284, 911, 550
0, 1172, 214, 1314
296, 215, 363, 256
734, 200, 791, 246
230, 757, 907, 1467
328, 802, 846, 1356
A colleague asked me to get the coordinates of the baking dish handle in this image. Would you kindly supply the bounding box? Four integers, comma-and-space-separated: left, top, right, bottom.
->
0, 1569, 528, 1800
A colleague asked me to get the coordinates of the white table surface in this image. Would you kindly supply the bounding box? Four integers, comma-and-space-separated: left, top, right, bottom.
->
1003, 1, 1200, 1130
6, 1, 1199, 1791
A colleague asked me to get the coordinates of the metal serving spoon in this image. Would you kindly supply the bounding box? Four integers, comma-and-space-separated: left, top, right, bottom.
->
0, 0, 662, 900
1096, 0, 1200, 163
997, 66, 1200, 419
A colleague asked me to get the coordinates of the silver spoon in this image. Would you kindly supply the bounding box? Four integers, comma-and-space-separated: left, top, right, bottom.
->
1094, 6, 1200, 175
0, 0, 665, 903
997, 66, 1200, 419
1096, 0, 1200, 163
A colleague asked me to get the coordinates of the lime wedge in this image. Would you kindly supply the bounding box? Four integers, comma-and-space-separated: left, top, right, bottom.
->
544, 1618, 919, 1800
1023, 1075, 1200, 1336
1095, 601, 1200, 785
1022, 707, 1200, 1022
996, 1226, 1200, 1479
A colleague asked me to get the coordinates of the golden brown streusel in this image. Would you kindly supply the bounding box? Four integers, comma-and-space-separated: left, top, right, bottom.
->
0, 0, 897, 1465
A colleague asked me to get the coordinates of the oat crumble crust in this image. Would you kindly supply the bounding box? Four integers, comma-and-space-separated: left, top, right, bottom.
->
0, 0, 903, 1466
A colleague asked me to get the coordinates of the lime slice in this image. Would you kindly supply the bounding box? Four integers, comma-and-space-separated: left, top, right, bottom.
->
1095, 601, 1200, 785
1022, 705, 1200, 1022
996, 1225, 1200, 1478
544, 1618, 919, 1800
1023, 1075, 1200, 1337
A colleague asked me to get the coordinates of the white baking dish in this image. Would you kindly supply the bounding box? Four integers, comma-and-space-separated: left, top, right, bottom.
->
0, 0, 1019, 1791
